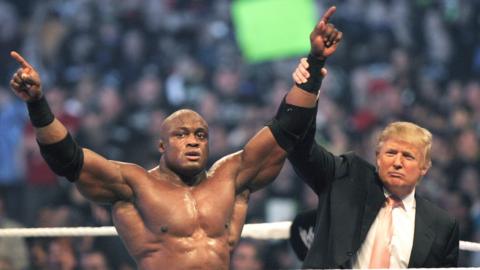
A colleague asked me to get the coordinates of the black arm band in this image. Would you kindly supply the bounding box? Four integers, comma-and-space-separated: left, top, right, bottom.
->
295, 54, 326, 95
267, 96, 318, 152
39, 133, 84, 182
27, 95, 55, 128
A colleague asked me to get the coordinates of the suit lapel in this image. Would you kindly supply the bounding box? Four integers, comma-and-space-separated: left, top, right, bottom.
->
408, 197, 435, 268
357, 175, 385, 249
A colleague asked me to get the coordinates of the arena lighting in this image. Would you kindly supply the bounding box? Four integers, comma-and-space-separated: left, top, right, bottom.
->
231, 0, 315, 63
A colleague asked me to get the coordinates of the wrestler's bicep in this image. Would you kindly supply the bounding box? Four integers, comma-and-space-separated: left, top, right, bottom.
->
235, 128, 287, 191
76, 148, 134, 203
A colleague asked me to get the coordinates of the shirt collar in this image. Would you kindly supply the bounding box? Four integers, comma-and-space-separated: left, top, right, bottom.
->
383, 188, 416, 212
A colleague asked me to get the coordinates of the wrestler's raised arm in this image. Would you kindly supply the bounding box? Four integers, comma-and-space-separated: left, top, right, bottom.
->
232, 6, 342, 192
286, 6, 342, 108
9, 51, 134, 204
286, 7, 343, 193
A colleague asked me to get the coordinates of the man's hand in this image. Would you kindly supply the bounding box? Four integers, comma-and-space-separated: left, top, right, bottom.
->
9, 51, 42, 102
310, 6, 343, 59
292, 57, 328, 84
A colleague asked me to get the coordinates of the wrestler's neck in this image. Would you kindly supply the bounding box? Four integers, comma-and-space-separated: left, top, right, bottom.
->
177, 170, 207, 186
156, 158, 207, 187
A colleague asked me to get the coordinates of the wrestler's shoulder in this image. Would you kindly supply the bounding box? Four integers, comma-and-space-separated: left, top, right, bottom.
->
209, 151, 243, 172
111, 160, 147, 170
110, 160, 152, 179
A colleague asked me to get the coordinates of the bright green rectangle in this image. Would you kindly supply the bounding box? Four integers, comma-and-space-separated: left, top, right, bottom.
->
232, 0, 316, 63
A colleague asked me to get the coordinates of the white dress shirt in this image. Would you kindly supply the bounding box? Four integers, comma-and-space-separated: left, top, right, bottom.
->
352, 188, 416, 268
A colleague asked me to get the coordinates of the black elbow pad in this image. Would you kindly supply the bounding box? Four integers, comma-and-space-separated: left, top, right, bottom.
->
38, 133, 84, 182
267, 97, 317, 152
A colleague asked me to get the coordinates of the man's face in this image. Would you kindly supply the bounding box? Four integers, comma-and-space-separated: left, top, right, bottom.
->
376, 139, 429, 197
80, 253, 109, 270
231, 243, 262, 270
160, 111, 209, 177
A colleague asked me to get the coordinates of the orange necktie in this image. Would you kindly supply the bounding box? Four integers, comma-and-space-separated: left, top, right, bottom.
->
369, 196, 403, 269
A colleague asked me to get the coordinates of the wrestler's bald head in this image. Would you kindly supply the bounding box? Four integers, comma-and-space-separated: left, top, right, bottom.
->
160, 109, 208, 140
158, 109, 210, 178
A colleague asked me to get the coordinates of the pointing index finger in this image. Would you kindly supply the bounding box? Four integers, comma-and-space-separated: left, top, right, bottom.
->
10, 51, 32, 69
321, 6, 336, 23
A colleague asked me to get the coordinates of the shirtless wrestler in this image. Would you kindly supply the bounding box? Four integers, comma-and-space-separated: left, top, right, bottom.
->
9, 7, 340, 269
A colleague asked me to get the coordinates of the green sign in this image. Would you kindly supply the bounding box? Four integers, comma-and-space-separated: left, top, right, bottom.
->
232, 0, 316, 63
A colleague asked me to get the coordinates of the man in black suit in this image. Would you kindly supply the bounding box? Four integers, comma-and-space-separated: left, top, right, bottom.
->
272, 6, 459, 269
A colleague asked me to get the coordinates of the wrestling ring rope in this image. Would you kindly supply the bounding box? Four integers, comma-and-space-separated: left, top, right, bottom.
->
0, 221, 479, 252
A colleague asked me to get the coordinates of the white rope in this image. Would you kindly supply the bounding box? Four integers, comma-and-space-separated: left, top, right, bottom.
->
460, 241, 480, 252
0, 222, 478, 252
0, 222, 292, 239
0, 226, 118, 237
242, 221, 291, 239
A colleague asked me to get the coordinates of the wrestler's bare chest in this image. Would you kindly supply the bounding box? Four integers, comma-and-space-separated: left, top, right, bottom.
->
116, 175, 237, 237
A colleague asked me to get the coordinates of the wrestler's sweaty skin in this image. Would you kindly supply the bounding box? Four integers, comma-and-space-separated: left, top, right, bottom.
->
8, 6, 341, 269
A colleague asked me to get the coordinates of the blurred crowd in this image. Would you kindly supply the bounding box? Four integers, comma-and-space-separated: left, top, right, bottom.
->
0, 0, 479, 269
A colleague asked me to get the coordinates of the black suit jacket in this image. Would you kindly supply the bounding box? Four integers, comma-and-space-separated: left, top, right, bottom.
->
288, 131, 459, 269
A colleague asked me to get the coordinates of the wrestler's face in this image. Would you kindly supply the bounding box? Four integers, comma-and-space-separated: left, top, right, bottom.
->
160, 111, 209, 177
376, 138, 429, 197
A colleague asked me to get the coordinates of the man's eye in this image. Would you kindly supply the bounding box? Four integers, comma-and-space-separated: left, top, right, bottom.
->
176, 133, 186, 138
197, 133, 207, 139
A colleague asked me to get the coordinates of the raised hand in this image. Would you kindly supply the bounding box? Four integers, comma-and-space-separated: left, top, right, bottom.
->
309, 6, 343, 59
9, 51, 42, 102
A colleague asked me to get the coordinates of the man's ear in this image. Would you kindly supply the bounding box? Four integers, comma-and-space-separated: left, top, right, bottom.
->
420, 160, 431, 176
158, 140, 165, 153
375, 150, 380, 169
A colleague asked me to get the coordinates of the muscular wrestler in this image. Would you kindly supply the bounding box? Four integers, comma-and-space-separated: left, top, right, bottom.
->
9, 7, 341, 269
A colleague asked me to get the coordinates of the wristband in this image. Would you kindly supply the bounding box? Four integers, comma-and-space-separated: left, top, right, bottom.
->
27, 95, 55, 127
296, 54, 326, 94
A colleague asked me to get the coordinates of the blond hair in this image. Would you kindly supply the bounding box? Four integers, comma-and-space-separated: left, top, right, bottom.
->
376, 122, 432, 168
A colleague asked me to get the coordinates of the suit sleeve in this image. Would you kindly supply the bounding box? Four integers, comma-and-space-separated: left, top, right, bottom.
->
288, 123, 338, 194
442, 219, 459, 267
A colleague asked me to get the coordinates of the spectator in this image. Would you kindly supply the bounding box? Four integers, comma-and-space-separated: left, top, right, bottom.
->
231, 239, 264, 270
0, 195, 29, 270
2, 0, 480, 267
79, 250, 110, 270
47, 238, 77, 270
0, 88, 26, 222
0, 256, 13, 270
